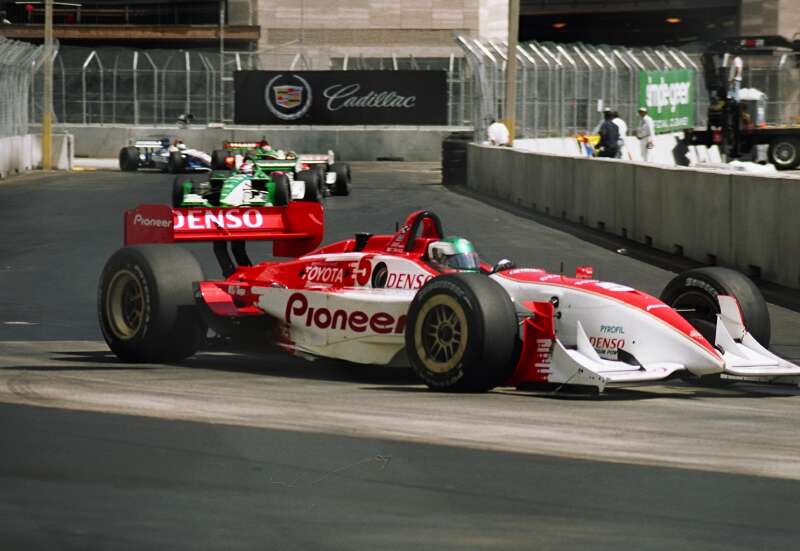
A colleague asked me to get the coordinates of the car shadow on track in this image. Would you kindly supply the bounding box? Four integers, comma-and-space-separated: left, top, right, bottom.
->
20, 349, 800, 399
22, 348, 424, 386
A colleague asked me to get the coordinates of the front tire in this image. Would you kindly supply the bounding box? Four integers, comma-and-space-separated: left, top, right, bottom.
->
660, 266, 770, 346
98, 245, 206, 363
331, 162, 351, 196
405, 274, 519, 392
119, 146, 139, 171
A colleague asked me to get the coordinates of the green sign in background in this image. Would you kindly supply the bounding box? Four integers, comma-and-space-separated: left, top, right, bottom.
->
638, 69, 695, 134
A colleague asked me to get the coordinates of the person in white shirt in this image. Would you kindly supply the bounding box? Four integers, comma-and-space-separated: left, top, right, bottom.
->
729, 55, 743, 101
611, 110, 627, 159
636, 107, 655, 161
487, 118, 511, 146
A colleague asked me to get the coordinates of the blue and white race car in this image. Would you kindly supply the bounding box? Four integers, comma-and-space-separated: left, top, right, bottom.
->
119, 138, 211, 173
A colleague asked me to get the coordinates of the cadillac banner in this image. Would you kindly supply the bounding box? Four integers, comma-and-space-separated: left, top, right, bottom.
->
638, 68, 695, 134
234, 70, 448, 125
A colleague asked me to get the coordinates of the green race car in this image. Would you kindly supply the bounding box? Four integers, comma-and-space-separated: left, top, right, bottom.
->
171, 161, 316, 209
211, 140, 351, 197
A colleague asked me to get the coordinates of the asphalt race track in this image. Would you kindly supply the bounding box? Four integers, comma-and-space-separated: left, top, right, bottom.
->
2, 163, 800, 549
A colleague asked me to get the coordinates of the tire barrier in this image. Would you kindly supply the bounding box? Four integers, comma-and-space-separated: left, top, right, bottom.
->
441, 131, 474, 186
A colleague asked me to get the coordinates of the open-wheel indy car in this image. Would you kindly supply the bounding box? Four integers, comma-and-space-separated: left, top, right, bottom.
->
99, 207, 800, 393
171, 158, 321, 209
210, 140, 351, 197
119, 138, 211, 173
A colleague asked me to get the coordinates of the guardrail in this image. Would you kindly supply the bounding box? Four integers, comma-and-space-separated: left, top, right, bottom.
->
466, 144, 800, 290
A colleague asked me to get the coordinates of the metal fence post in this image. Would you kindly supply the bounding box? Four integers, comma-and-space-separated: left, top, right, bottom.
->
133, 51, 139, 125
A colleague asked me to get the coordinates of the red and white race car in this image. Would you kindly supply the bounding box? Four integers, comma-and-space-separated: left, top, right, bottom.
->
99, 204, 800, 392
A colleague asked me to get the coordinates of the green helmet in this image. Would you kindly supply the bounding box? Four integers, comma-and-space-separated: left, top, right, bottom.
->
427, 237, 480, 271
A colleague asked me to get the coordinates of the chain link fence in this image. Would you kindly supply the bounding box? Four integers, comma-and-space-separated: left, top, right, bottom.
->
28, 45, 472, 126
457, 36, 800, 142
1, 37, 47, 138
29, 46, 251, 125
457, 36, 708, 142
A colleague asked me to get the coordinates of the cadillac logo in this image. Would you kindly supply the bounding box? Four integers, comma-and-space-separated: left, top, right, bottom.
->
264, 74, 312, 121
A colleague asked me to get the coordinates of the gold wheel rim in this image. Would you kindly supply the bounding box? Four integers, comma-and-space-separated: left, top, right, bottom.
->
414, 295, 468, 374
106, 270, 145, 341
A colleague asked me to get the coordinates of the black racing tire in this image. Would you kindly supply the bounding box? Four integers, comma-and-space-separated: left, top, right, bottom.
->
312, 164, 327, 183
768, 138, 800, 170
119, 146, 139, 172
168, 151, 184, 174
405, 273, 519, 392
660, 267, 770, 347
98, 245, 206, 363
331, 162, 351, 196
272, 172, 290, 206
295, 169, 321, 202
211, 149, 229, 170
371, 262, 388, 288
171, 174, 204, 208
172, 175, 187, 208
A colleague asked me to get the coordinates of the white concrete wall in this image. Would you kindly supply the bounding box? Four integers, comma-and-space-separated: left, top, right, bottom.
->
0, 134, 73, 179
48, 124, 462, 161
466, 143, 800, 289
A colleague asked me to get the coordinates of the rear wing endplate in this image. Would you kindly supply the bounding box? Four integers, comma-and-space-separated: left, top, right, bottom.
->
124, 202, 324, 257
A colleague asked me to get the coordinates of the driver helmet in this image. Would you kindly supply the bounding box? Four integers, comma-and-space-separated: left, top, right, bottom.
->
177, 142, 187, 151
427, 237, 480, 271
241, 159, 255, 174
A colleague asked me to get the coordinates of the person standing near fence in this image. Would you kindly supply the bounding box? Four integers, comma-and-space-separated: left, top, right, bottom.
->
636, 107, 655, 161
611, 110, 627, 159
729, 54, 743, 101
487, 118, 511, 146
597, 110, 620, 158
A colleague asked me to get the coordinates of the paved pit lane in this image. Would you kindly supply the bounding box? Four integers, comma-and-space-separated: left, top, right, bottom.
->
2, 163, 800, 549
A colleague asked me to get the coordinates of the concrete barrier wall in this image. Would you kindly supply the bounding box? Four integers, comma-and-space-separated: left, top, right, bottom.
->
467, 143, 800, 289
36, 124, 463, 161
0, 133, 73, 179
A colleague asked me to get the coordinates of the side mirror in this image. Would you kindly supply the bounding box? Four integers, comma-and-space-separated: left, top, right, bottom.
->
492, 259, 515, 273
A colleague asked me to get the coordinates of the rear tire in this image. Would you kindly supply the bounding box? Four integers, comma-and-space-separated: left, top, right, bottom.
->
119, 146, 139, 171
768, 138, 800, 170
272, 172, 290, 206
331, 162, 351, 196
296, 169, 321, 202
168, 151, 184, 174
660, 267, 770, 347
405, 274, 519, 392
211, 149, 229, 170
98, 245, 206, 363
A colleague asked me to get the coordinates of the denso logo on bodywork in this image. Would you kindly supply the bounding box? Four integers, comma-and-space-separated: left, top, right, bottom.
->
285, 292, 406, 334
385, 272, 433, 289
174, 209, 264, 230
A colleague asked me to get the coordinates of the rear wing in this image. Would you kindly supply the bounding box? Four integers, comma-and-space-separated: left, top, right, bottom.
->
133, 140, 166, 149
124, 202, 324, 257
254, 159, 296, 170
297, 154, 330, 163
224, 141, 265, 149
